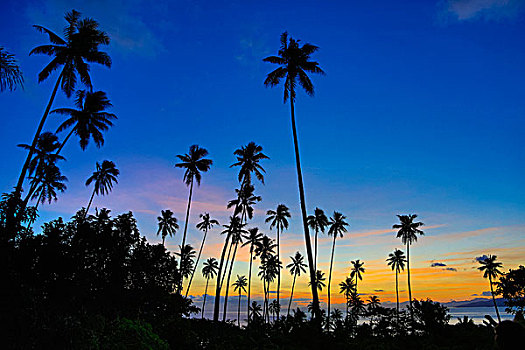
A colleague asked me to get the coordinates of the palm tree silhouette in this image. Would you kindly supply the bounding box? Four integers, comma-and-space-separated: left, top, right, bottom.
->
367, 295, 381, 313
232, 275, 248, 327
258, 253, 281, 323
201, 257, 219, 319
307, 207, 329, 271
349, 291, 365, 319
309, 270, 326, 292
0, 47, 24, 92
265, 203, 291, 309
350, 259, 365, 293
84, 160, 119, 217
339, 277, 356, 318
249, 301, 262, 322
28, 164, 67, 209
269, 299, 281, 322
156, 209, 179, 246
15, 10, 111, 198
286, 251, 307, 316
185, 213, 219, 297
175, 145, 212, 292
241, 227, 264, 323
264, 32, 325, 322
327, 211, 349, 328
386, 249, 406, 318
51, 90, 116, 153
393, 214, 424, 322
254, 234, 277, 320
176, 244, 196, 282
478, 254, 503, 322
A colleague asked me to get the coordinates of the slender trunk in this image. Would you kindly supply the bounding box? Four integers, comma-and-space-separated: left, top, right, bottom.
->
162, 235, 165, 246
277, 226, 281, 309
396, 269, 399, 323
213, 232, 231, 321
222, 240, 239, 321
262, 278, 267, 322
287, 272, 297, 316
25, 192, 43, 231
327, 234, 337, 329
346, 295, 349, 319
289, 98, 320, 323
55, 126, 75, 154
247, 247, 253, 324
84, 188, 96, 218
265, 280, 270, 323
202, 278, 209, 319
407, 242, 413, 324
220, 239, 233, 289
489, 276, 501, 323
186, 228, 208, 297
178, 179, 194, 293
314, 228, 318, 271
238, 291, 241, 327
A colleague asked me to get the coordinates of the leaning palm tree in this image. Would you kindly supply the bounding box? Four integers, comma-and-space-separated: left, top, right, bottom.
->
386, 249, 406, 318
393, 214, 424, 321
350, 260, 365, 293
51, 90, 117, 153
0, 46, 24, 92
263, 32, 325, 321
15, 10, 111, 198
28, 164, 67, 209
241, 227, 264, 323
265, 203, 291, 308
175, 145, 212, 291
478, 254, 503, 322
185, 213, 219, 297
326, 211, 349, 328
339, 277, 356, 318
232, 275, 248, 326
201, 257, 219, 319
286, 251, 307, 316
84, 160, 119, 217
307, 207, 329, 271
156, 209, 179, 246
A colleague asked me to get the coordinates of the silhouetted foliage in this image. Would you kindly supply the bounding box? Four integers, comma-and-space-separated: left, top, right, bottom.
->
496, 265, 525, 315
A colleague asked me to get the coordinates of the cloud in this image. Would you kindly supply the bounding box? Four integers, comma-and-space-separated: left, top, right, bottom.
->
474, 254, 490, 263
374, 289, 384, 292
444, 0, 524, 21
443, 267, 458, 272
481, 291, 493, 296
431, 262, 447, 267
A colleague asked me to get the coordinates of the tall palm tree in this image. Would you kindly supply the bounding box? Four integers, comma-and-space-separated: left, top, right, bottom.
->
201, 257, 219, 319
84, 160, 119, 217
307, 207, 329, 271
51, 90, 117, 153
339, 277, 356, 318
28, 164, 67, 209
263, 32, 325, 321
15, 10, 111, 198
185, 213, 219, 297
241, 227, 264, 323
326, 211, 349, 328
232, 275, 248, 327
0, 46, 24, 92
265, 203, 291, 308
227, 184, 261, 220
286, 251, 307, 316
156, 209, 179, 246
386, 249, 406, 318
258, 254, 281, 323
478, 254, 503, 322
350, 260, 365, 293
393, 214, 424, 321
175, 144, 212, 292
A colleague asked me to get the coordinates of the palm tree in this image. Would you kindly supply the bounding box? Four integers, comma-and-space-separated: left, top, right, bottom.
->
232, 275, 248, 326
367, 295, 381, 313
478, 254, 503, 322
201, 257, 219, 319
265, 203, 291, 308
258, 254, 281, 323
386, 249, 406, 317
393, 214, 424, 321
249, 301, 262, 322
51, 90, 117, 153
327, 211, 349, 328
176, 244, 196, 282
307, 207, 329, 271
309, 270, 326, 292
339, 277, 356, 318
28, 164, 67, 209
286, 251, 307, 316
84, 160, 119, 217
15, 10, 111, 198
175, 145, 212, 292
350, 260, 365, 293
0, 46, 24, 92
264, 32, 325, 321
156, 209, 179, 246
269, 299, 281, 322
185, 213, 219, 297
227, 184, 261, 220
241, 227, 264, 323
349, 291, 365, 319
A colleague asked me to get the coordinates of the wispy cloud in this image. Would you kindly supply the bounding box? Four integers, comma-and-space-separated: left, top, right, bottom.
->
442, 0, 525, 21
431, 262, 447, 267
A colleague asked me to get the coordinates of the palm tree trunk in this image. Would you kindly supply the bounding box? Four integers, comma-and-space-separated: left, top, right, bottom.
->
222, 240, 239, 321
396, 269, 399, 323
178, 179, 194, 293
265, 280, 270, 323
327, 234, 337, 329
247, 247, 253, 324
346, 296, 349, 319
55, 126, 76, 154
277, 226, 281, 310
238, 291, 241, 327
213, 232, 231, 321
407, 242, 413, 324
202, 278, 209, 319
162, 235, 166, 246
220, 239, 233, 289
289, 98, 321, 323
314, 228, 318, 271
186, 228, 208, 297
489, 276, 501, 323
287, 272, 297, 316
84, 188, 96, 218
262, 278, 267, 322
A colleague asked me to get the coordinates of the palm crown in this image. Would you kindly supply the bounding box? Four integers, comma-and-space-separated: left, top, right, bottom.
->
196, 212, 219, 232
478, 255, 503, 280
242, 227, 264, 253
227, 184, 261, 219
233, 275, 248, 293
30, 164, 67, 204
339, 277, 356, 298
387, 249, 406, 273
202, 257, 219, 279
307, 207, 329, 233
287, 251, 307, 277
350, 260, 366, 281
0, 46, 24, 92
157, 209, 179, 243
175, 145, 212, 186
230, 142, 269, 185
328, 211, 349, 238
265, 204, 291, 232
393, 214, 424, 245
18, 132, 64, 177
309, 270, 326, 291
85, 160, 119, 196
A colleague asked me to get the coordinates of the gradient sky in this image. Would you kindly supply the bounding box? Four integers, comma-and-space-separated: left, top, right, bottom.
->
1, 0, 524, 308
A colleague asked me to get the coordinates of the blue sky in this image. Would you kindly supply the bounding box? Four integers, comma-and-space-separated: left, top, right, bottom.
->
1, 0, 524, 302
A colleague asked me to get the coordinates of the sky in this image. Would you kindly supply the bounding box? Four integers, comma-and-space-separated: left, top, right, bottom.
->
1, 0, 524, 310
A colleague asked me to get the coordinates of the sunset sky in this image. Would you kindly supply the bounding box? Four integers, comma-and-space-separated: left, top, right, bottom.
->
1, 0, 524, 308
